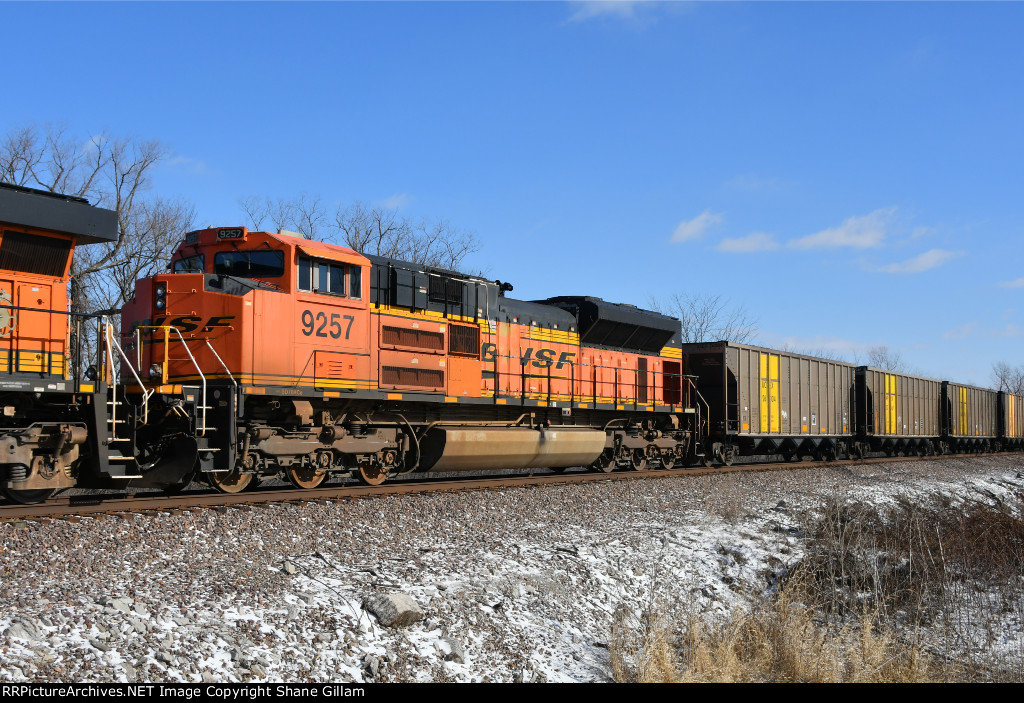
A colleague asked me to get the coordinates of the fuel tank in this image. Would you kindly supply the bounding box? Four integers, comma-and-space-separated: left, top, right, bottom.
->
418, 427, 606, 472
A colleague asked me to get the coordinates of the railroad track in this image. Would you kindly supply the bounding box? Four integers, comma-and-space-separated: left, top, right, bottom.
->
1, 453, 1017, 522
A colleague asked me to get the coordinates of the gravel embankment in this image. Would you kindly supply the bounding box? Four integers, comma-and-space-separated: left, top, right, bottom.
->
2, 456, 1022, 683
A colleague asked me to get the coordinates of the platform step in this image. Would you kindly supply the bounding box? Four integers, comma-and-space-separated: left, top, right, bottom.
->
107, 456, 136, 462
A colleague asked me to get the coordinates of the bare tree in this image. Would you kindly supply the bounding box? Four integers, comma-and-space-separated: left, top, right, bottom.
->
866, 345, 905, 372
992, 361, 1024, 394
2, 124, 194, 310
2, 124, 195, 373
239, 195, 481, 271
649, 292, 757, 344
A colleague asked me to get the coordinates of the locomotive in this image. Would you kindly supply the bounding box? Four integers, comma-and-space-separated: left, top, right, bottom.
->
1, 182, 1021, 504
0, 184, 199, 503
119, 226, 705, 492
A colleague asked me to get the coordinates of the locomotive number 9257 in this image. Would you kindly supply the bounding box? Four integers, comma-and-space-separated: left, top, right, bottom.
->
300, 309, 354, 339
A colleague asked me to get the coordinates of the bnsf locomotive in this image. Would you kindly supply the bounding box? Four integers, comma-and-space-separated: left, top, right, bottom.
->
0, 184, 198, 503
1, 183, 1021, 504
119, 226, 703, 492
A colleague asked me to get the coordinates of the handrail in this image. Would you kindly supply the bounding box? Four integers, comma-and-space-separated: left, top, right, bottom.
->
204, 339, 236, 389
102, 317, 154, 425
167, 327, 208, 436
133, 325, 209, 435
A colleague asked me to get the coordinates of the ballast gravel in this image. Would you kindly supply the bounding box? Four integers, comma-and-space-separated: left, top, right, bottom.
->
1, 455, 1022, 683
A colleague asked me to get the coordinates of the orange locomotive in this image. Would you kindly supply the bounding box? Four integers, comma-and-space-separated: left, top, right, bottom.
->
0, 184, 197, 503
121, 227, 706, 492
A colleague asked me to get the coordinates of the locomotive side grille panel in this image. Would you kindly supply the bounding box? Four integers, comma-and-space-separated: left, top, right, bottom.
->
381, 325, 444, 351
0, 231, 71, 277
449, 324, 480, 357
381, 365, 444, 388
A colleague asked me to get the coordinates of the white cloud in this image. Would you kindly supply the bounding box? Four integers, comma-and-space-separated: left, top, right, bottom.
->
379, 193, 410, 210
787, 207, 896, 250
943, 322, 977, 340
165, 155, 208, 175
671, 210, 722, 243
999, 277, 1024, 288
878, 248, 963, 274
568, 1, 644, 22
943, 321, 1023, 340
716, 232, 779, 253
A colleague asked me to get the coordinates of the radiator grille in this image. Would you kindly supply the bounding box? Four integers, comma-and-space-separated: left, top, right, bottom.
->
0, 231, 71, 277
449, 324, 480, 357
381, 365, 444, 388
381, 325, 444, 351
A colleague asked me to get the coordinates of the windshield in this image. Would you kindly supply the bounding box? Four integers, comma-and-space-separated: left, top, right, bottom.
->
172, 254, 205, 273
214, 250, 284, 278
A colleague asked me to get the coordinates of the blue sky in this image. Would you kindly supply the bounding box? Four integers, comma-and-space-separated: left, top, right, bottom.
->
4, 1, 1022, 385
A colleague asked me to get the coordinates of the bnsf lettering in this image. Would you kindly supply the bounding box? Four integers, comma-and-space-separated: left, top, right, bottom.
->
143, 316, 236, 334
481, 343, 575, 369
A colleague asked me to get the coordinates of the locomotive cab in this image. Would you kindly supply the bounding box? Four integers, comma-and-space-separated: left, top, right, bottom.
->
124, 227, 371, 392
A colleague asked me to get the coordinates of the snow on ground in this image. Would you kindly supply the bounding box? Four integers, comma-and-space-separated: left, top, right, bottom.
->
1, 456, 1022, 682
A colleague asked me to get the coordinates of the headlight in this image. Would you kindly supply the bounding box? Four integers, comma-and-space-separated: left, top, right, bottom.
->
155, 298, 165, 310
149, 363, 163, 380
85, 366, 98, 381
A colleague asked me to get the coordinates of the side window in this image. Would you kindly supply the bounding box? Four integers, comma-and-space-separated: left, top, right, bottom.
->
298, 257, 312, 291
349, 266, 362, 299
297, 255, 351, 296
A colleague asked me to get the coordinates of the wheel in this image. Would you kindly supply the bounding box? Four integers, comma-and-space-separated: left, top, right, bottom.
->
660, 452, 676, 470
205, 468, 254, 494
287, 465, 328, 489
357, 460, 389, 486
630, 448, 648, 471
588, 452, 615, 473
4, 488, 56, 505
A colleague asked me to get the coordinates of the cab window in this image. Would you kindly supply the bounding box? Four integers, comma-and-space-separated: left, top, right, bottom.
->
172, 254, 205, 273
297, 255, 361, 299
214, 250, 284, 278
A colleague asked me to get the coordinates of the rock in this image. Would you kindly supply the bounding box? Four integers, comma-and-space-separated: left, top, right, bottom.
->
173, 617, 191, 627
363, 593, 423, 628
133, 604, 150, 618
89, 638, 112, 652
100, 596, 133, 614
202, 671, 217, 683
286, 605, 300, 621
157, 651, 173, 664
773, 500, 789, 514
283, 561, 298, 575
434, 637, 465, 664
6, 616, 42, 641
364, 655, 380, 677
250, 664, 266, 678
298, 593, 315, 605
122, 662, 137, 682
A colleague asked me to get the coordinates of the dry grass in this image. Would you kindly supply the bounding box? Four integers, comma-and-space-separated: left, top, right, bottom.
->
611, 584, 935, 682
610, 490, 1024, 682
